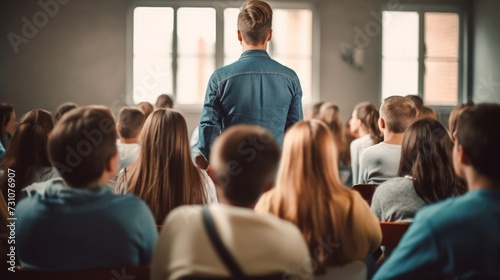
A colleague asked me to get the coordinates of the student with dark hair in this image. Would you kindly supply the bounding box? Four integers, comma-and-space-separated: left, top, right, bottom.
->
349, 102, 383, 185
15, 106, 158, 271
359, 96, 417, 184
197, 0, 303, 166
116, 107, 146, 171
155, 94, 174, 109
54, 102, 78, 123
0, 109, 59, 202
374, 104, 500, 279
371, 119, 466, 222
151, 125, 312, 280
137, 101, 154, 118
0, 103, 16, 158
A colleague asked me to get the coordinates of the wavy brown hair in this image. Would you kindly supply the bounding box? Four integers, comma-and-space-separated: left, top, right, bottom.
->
318, 102, 350, 165
354, 102, 383, 144
398, 119, 466, 203
117, 109, 207, 224
1, 109, 54, 202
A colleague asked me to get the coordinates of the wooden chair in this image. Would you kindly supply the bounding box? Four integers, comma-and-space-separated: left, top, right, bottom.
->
13, 265, 150, 280
351, 184, 378, 205
157, 224, 163, 232
379, 222, 411, 248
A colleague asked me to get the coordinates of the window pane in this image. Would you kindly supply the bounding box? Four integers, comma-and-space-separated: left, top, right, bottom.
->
224, 8, 241, 65
133, 7, 174, 104
424, 12, 459, 105
177, 8, 216, 104
382, 11, 419, 99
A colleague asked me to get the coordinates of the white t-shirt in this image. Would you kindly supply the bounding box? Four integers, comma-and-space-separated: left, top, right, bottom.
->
116, 140, 140, 171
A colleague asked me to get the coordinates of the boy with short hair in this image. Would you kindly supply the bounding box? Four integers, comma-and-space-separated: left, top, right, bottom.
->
15, 106, 158, 271
374, 103, 500, 279
151, 125, 312, 280
359, 96, 417, 184
116, 107, 146, 171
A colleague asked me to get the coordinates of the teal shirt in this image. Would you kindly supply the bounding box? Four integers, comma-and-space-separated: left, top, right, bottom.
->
374, 189, 500, 280
15, 179, 158, 271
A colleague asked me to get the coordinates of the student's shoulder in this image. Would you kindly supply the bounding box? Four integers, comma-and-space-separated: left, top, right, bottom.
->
414, 194, 476, 231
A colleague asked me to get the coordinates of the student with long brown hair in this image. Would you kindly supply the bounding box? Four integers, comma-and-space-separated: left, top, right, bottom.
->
349, 102, 382, 185
255, 119, 381, 276
0, 109, 59, 202
371, 119, 466, 222
116, 109, 217, 224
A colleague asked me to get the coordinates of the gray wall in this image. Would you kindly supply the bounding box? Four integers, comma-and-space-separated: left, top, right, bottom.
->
472, 0, 500, 104
1, 0, 486, 136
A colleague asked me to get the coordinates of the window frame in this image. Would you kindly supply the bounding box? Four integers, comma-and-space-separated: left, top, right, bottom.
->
126, 0, 319, 112
379, 4, 466, 111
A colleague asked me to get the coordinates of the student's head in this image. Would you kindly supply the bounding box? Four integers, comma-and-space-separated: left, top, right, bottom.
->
418, 106, 438, 121
350, 102, 382, 144
54, 102, 78, 124
1, 109, 54, 198
406, 95, 424, 110
454, 104, 500, 183
0, 103, 16, 143
379, 96, 417, 134
398, 119, 466, 203
238, 0, 273, 46
318, 102, 348, 163
210, 125, 280, 207
155, 94, 174, 109
310, 101, 324, 119
48, 106, 118, 188
137, 102, 154, 118
448, 102, 474, 140
117, 107, 146, 140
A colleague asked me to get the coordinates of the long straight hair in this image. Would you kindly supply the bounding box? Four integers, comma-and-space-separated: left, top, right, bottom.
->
264, 120, 352, 271
318, 102, 349, 165
398, 119, 466, 203
1, 109, 54, 202
117, 109, 207, 224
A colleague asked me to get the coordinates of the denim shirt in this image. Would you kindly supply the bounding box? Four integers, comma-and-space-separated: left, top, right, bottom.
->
197, 49, 303, 161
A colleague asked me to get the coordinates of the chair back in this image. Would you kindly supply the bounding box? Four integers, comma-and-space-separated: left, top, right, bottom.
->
351, 184, 378, 205
380, 222, 411, 248
13, 265, 150, 280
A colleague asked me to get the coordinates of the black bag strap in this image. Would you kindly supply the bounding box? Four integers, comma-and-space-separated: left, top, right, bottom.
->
202, 207, 245, 278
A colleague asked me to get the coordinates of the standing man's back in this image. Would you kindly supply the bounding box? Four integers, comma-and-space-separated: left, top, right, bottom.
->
197, 0, 303, 163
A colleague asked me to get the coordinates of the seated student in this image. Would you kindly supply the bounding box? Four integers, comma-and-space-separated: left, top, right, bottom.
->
15, 106, 158, 271
0, 109, 59, 202
116, 109, 217, 224
116, 107, 146, 171
359, 96, 417, 184
151, 125, 313, 280
371, 119, 466, 222
255, 120, 381, 277
137, 101, 154, 118
0, 103, 16, 158
155, 94, 174, 109
349, 102, 383, 185
374, 104, 500, 280
54, 102, 78, 124
448, 102, 474, 140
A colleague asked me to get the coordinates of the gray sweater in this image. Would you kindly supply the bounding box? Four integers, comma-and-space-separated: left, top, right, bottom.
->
370, 177, 427, 222
359, 142, 401, 184
350, 134, 374, 185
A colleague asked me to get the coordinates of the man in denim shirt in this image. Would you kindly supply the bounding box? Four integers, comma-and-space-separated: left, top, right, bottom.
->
197, 0, 303, 165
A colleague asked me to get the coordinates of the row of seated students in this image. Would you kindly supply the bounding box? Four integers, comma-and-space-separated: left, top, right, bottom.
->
0, 98, 499, 279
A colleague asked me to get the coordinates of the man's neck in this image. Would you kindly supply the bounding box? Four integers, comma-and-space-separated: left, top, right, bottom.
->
241, 41, 268, 52
465, 169, 500, 192
120, 137, 138, 144
218, 192, 255, 209
383, 131, 404, 145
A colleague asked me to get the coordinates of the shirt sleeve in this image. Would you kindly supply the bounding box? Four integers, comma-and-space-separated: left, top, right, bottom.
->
285, 79, 303, 131
198, 73, 223, 162
373, 212, 442, 280
358, 150, 368, 184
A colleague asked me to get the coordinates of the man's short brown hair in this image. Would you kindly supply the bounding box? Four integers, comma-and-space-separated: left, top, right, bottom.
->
48, 106, 118, 188
381, 96, 417, 133
238, 0, 273, 45
210, 125, 280, 206
118, 107, 146, 139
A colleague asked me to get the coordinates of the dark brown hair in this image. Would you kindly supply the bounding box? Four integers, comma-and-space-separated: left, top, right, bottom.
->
398, 119, 466, 203
381, 96, 417, 133
456, 104, 500, 181
155, 94, 174, 109
117, 107, 146, 139
48, 106, 118, 188
238, 0, 273, 45
1, 109, 54, 201
0, 103, 14, 147
137, 102, 154, 118
405, 95, 424, 110
354, 102, 383, 144
54, 102, 78, 124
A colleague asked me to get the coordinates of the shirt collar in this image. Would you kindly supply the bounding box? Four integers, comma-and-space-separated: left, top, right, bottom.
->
240, 49, 270, 58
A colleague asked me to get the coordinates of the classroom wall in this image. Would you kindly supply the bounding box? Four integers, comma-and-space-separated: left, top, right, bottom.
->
0, 0, 477, 136
472, 0, 500, 104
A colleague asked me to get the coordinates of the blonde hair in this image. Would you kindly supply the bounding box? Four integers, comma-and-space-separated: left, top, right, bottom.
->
317, 102, 349, 165
258, 120, 352, 271
117, 109, 207, 224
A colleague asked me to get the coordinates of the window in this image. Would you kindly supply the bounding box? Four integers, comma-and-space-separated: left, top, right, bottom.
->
131, 3, 314, 105
381, 7, 462, 106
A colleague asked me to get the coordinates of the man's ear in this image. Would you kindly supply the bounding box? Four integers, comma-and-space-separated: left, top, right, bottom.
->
267, 29, 273, 41
379, 117, 386, 130
237, 29, 243, 43
206, 165, 217, 185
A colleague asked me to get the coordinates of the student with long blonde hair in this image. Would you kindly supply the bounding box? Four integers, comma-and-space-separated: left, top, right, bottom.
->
117, 109, 217, 224
255, 119, 381, 275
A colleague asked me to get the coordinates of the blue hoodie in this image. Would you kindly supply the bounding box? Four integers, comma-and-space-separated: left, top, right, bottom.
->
15, 178, 158, 271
